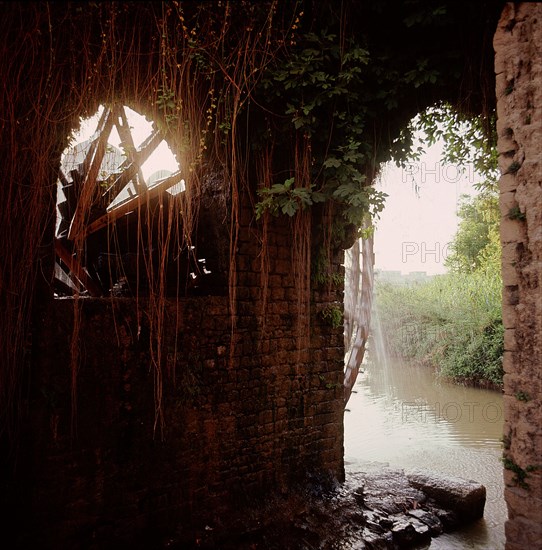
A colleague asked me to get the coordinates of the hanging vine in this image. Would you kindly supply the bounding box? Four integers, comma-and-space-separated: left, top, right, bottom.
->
0, 0, 501, 452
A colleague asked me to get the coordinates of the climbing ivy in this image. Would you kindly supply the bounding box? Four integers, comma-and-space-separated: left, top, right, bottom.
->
255, 177, 325, 218
320, 305, 343, 329
412, 103, 498, 182
502, 457, 540, 490
255, 29, 388, 233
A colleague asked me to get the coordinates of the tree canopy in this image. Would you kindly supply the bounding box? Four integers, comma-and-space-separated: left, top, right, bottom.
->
445, 190, 500, 274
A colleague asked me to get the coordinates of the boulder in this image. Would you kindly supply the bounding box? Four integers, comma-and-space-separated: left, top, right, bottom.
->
407, 471, 486, 522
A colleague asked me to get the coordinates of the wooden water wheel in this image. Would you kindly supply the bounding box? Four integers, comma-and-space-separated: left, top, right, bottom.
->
54, 104, 184, 297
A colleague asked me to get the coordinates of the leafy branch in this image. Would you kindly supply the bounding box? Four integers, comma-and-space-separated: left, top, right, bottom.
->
255, 177, 325, 218
255, 31, 391, 231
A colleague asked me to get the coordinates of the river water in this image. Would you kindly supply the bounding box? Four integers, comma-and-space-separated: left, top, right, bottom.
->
344, 354, 506, 549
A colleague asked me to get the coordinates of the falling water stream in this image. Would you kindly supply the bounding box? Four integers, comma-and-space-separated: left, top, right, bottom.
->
344, 312, 506, 549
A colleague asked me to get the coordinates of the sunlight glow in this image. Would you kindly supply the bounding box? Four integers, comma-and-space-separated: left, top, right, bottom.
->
67, 105, 180, 182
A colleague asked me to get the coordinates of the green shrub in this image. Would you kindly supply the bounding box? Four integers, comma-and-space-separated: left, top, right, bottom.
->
374, 269, 503, 388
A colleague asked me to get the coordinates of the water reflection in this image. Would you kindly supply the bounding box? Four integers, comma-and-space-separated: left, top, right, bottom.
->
344, 357, 506, 549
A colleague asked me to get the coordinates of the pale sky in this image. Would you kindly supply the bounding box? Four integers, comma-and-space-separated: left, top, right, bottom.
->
373, 141, 480, 275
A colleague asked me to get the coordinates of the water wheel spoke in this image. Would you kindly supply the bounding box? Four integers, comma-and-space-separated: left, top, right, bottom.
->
83, 171, 184, 239
67, 107, 116, 241
113, 104, 147, 192
102, 128, 163, 203
54, 238, 103, 297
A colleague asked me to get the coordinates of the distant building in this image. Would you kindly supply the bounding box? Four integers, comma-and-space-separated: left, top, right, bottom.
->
375, 269, 432, 285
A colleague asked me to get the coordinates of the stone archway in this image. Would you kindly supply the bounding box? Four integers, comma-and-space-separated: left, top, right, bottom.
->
0, 2, 540, 548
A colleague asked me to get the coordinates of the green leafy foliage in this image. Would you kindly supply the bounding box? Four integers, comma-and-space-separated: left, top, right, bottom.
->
515, 391, 531, 402
320, 305, 343, 329
156, 85, 178, 126
445, 191, 500, 273
266, 31, 370, 138
375, 270, 503, 388
409, 103, 498, 182
255, 177, 325, 218
255, 29, 388, 232
502, 457, 540, 490
508, 205, 526, 221
252, 6, 497, 246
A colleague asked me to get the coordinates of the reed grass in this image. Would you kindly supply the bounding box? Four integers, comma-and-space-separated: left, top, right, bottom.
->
375, 268, 503, 388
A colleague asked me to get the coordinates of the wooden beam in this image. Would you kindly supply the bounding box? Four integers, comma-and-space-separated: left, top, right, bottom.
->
114, 105, 147, 192
79, 107, 112, 175
101, 128, 163, 203
81, 171, 184, 239
344, 233, 374, 405
67, 107, 116, 241
54, 239, 103, 297
54, 262, 80, 294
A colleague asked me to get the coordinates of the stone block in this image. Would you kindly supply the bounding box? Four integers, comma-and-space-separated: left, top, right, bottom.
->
501, 217, 526, 244
501, 261, 519, 287
500, 190, 518, 217
502, 303, 517, 329
497, 134, 518, 154
505, 516, 542, 550
500, 173, 518, 193
406, 471, 486, 522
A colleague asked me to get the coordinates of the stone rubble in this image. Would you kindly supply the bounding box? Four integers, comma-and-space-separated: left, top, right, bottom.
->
168, 467, 487, 549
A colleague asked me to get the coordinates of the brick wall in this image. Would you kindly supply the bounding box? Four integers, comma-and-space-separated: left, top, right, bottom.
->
494, 4, 542, 549
18, 211, 345, 548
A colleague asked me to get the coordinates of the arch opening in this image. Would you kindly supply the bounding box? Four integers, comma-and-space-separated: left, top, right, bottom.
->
53, 104, 223, 298
343, 105, 507, 547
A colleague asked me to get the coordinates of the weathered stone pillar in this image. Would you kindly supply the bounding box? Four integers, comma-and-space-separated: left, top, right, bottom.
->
494, 4, 542, 549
